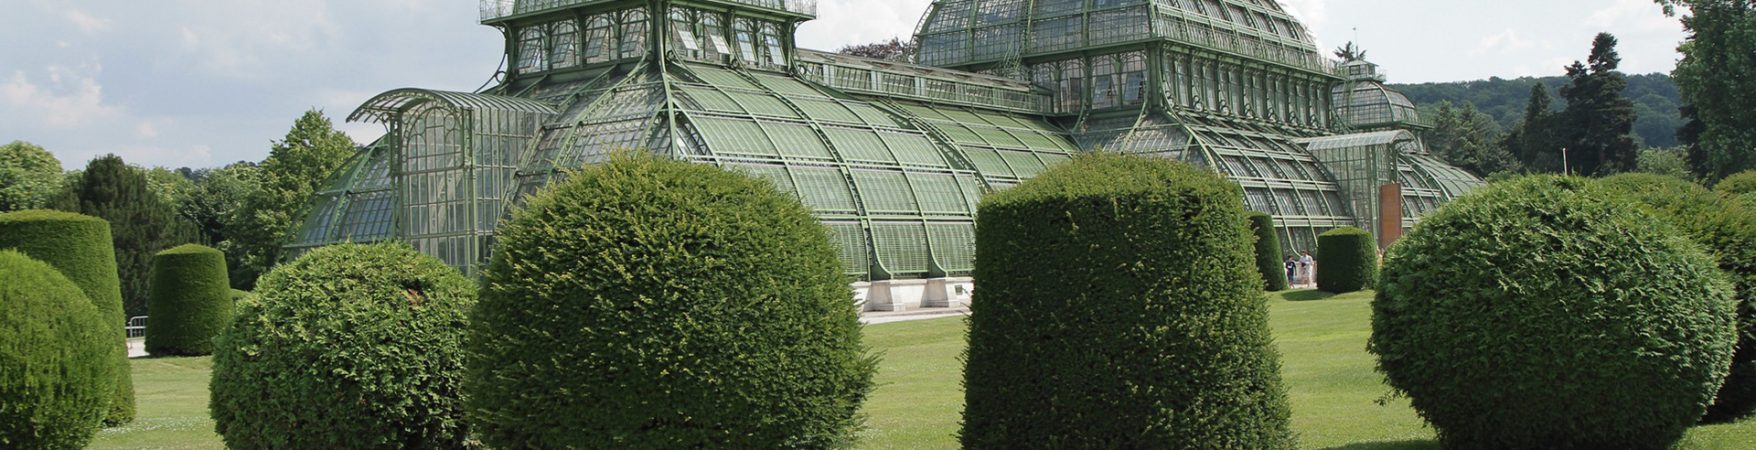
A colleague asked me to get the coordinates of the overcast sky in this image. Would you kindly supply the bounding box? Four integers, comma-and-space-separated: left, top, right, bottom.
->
0, 0, 1686, 170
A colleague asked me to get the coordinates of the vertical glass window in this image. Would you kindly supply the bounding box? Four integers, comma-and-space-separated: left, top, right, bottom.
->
670, 9, 698, 54
736, 19, 759, 62
762, 23, 785, 66
702, 13, 729, 57
621, 10, 649, 59
1091, 56, 1117, 109
584, 16, 612, 64
518, 27, 547, 72
551, 21, 579, 69
1121, 53, 1147, 106
1059, 59, 1084, 112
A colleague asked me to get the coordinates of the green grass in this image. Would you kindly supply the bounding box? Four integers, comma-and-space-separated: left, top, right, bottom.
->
96, 290, 1755, 449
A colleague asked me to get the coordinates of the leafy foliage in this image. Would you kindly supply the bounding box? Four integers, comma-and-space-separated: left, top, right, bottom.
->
227, 110, 355, 289
1420, 101, 1519, 177
1371, 176, 1738, 449
0, 141, 63, 212
0, 209, 135, 425
209, 242, 475, 449
1316, 227, 1377, 294
1598, 173, 1756, 422
1395, 73, 1682, 149
0, 251, 114, 450
466, 153, 875, 449
146, 244, 233, 356
1637, 147, 1693, 179
179, 163, 261, 270
1249, 212, 1289, 292
962, 153, 1294, 449
837, 37, 917, 62
1655, 0, 1756, 181
1715, 170, 1756, 196
51, 154, 197, 318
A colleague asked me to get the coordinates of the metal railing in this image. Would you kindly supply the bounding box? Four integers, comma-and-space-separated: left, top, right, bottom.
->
481, 0, 817, 22
126, 316, 148, 339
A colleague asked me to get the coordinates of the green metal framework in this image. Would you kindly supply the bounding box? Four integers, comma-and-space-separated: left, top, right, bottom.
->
293, 0, 1483, 277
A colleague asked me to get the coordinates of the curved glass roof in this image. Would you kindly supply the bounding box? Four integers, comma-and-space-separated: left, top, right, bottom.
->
914, 0, 1325, 71
1333, 63, 1429, 130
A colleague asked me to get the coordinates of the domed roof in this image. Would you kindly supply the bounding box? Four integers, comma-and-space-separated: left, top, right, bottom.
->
914, 0, 1324, 71
1332, 60, 1429, 130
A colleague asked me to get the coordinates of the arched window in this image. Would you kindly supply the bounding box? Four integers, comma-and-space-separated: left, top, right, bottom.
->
584, 16, 612, 64
670, 8, 699, 55
620, 10, 649, 59
551, 21, 579, 69
702, 13, 729, 58
517, 27, 548, 72
735, 19, 759, 63
761, 23, 785, 66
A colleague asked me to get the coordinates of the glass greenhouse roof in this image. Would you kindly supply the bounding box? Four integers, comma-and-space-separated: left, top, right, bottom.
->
295, 0, 1484, 281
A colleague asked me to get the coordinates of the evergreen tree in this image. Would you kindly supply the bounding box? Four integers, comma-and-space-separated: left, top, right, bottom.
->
52, 155, 197, 317
1509, 84, 1564, 172
1656, 0, 1756, 181
228, 110, 356, 289
1558, 33, 1640, 176
0, 141, 63, 212
1424, 101, 1519, 177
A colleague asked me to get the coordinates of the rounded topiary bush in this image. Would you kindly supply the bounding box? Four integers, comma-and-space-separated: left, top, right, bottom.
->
1716, 170, 1756, 196
1249, 212, 1290, 292
1316, 227, 1377, 294
146, 244, 232, 356
0, 209, 133, 425
962, 153, 1293, 449
1599, 173, 1756, 422
0, 251, 114, 450
209, 242, 476, 449
466, 153, 875, 449
1371, 176, 1739, 449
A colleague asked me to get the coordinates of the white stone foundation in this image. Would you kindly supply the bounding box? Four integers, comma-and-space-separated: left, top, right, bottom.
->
855, 277, 973, 313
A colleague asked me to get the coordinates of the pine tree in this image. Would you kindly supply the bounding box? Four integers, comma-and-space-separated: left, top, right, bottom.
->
1424, 101, 1519, 177
228, 110, 356, 289
1509, 84, 1563, 172
52, 155, 197, 317
1558, 33, 1639, 176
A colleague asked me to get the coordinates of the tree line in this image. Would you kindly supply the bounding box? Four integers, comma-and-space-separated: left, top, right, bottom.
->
0, 110, 357, 317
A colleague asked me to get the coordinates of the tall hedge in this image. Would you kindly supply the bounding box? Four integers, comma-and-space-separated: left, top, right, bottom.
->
466, 154, 875, 449
1370, 176, 1738, 449
145, 244, 232, 356
1316, 227, 1377, 294
209, 243, 476, 449
0, 251, 114, 449
1599, 173, 1756, 422
1716, 170, 1756, 196
962, 153, 1294, 449
0, 209, 134, 425
1249, 212, 1290, 292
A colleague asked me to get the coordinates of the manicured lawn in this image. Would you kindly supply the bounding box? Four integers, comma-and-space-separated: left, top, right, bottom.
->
96, 290, 1755, 449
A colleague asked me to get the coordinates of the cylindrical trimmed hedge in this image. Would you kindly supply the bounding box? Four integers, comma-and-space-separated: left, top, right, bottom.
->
1371, 176, 1739, 449
962, 153, 1294, 449
146, 244, 232, 356
1599, 173, 1756, 422
1316, 227, 1377, 294
0, 209, 134, 425
209, 243, 476, 449
1249, 212, 1290, 292
1716, 170, 1756, 196
466, 154, 875, 449
0, 251, 115, 449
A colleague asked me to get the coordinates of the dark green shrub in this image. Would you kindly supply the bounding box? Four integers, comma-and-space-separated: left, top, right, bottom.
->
228, 289, 250, 304
209, 242, 476, 449
1249, 212, 1290, 292
1371, 176, 1739, 449
146, 244, 232, 356
962, 153, 1293, 449
1599, 173, 1756, 422
0, 209, 133, 424
1316, 227, 1377, 294
466, 153, 875, 449
1716, 170, 1756, 196
0, 251, 114, 449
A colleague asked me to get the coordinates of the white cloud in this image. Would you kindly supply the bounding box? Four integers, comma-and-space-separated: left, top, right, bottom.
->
795, 0, 935, 51
171, 0, 342, 79
0, 66, 121, 129
1472, 29, 1535, 56
137, 121, 159, 139
63, 9, 111, 33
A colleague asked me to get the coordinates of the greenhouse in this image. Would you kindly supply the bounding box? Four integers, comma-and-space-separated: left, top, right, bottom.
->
292, 0, 1483, 305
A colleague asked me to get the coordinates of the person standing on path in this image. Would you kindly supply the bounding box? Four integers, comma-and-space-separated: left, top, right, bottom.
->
1298, 250, 1316, 288
1285, 255, 1298, 286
